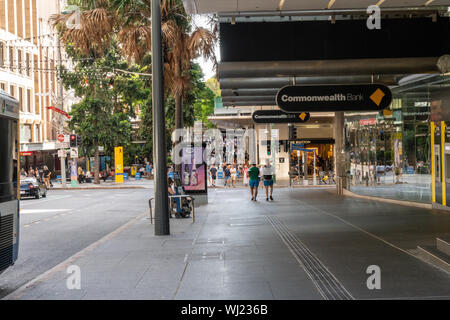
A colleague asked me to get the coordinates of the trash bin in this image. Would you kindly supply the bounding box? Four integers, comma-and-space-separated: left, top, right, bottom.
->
136, 172, 141, 180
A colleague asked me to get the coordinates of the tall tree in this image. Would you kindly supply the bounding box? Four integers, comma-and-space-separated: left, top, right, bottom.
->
61, 43, 145, 183
52, 0, 217, 172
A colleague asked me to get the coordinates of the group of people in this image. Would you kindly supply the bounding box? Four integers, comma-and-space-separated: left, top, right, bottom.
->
208, 159, 275, 201
20, 166, 52, 188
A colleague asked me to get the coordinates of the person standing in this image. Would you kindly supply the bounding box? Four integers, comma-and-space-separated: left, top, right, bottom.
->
224, 165, 231, 187
28, 167, 36, 178
248, 163, 260, 201
209, 165, 217, 187
20, 168, 28, 179
43, 166, 51, 188
243, 164, 249, 186
230, 164, 237, 188
261, 159, 275, 201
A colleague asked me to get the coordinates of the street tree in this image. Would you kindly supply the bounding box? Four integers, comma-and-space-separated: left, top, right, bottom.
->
61, 44, 146, 183
51, 0, 217, 172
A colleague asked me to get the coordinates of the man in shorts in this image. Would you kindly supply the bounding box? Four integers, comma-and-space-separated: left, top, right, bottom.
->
261, 159, 274, 201
224, 165, 231, 187
209, 165, 217, 187
248, 163, 260, 201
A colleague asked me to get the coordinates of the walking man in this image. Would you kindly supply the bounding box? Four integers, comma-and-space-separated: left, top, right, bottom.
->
248, 163, 260, 201
209, 165, 217, 187
261, 159, 274, 201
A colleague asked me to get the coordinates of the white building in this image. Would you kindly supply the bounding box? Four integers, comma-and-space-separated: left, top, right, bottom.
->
0, 0, 72, 171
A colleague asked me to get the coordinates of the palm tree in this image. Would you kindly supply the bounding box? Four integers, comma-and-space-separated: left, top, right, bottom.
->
51, 0, 217, 170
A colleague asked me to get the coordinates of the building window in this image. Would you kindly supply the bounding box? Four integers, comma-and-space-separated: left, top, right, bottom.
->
27, 89, 31, 113
10, 85, 15, 97
0, 83, 5, 91
20, 124, 32, 143
19, 87, 24, 112
0, 42, 4, 68
9, 47, 14, 71
34, 124, 40, 142
17, 50, 22, 74
26, 53, 31, 76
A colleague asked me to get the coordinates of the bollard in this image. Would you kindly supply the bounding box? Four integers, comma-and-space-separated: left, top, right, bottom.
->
148, 197, 154, 224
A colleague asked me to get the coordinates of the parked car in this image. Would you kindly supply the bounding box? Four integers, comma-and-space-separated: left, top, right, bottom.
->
20, 177, 47, 199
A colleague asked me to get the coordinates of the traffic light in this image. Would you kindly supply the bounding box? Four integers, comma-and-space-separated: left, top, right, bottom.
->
289, 125, 298, 139
267, 140, 271, 155
76, 135, 82, 146
70, 134, 77, 147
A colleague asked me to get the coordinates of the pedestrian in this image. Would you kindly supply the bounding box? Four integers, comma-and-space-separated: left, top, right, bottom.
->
78, 166, 84, 183
28, 166, 35, 178
20, 168, 27, 179
146, 162, 151, 178
209, 165, 217, 187
42, 165, 51, 188
248, 163, 260, 201
261, 159, 275, 201
243, 164, 249, 186
230, 164, 237, 188
224, 165, 231, 187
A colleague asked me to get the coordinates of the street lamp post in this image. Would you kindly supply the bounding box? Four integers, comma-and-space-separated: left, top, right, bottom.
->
152, 0, 170, 235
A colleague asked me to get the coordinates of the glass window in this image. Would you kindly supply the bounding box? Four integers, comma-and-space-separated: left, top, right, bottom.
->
9, 47, 14, 71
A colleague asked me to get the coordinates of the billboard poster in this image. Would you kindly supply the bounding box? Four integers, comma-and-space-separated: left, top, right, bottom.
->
181, 144, 207, 194
70, 159, 78, 187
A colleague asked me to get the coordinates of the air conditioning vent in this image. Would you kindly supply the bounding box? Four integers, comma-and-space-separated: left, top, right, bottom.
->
0, 214, 14, 272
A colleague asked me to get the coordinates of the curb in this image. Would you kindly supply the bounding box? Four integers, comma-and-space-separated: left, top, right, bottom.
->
343, 189, 432, 209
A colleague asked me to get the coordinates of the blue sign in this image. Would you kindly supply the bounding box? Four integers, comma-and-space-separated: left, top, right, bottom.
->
291, 144, 305, 150
123, 173, 128, 180
136, 172, 141, 180
217, 171, 223, 179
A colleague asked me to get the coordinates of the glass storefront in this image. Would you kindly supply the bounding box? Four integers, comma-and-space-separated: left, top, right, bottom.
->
344, 75, 450, 204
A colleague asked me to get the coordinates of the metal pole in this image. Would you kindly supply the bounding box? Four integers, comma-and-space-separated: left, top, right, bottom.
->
152, 0, 170, 235
313, 151, 317, 185
334, 112, 346, 195
55, 0, 66, 188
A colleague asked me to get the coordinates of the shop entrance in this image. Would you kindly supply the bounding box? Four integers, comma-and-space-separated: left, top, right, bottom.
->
289, 140, 334, 184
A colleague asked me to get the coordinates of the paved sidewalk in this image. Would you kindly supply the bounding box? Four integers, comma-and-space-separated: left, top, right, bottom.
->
6, 187, 450, 300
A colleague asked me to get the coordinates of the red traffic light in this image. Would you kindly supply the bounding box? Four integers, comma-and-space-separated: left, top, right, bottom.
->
70, 134, 77, 147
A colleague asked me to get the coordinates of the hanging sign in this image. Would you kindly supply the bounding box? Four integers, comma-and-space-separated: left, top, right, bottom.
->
252, 110, 310, 123
276, 84, 392, 112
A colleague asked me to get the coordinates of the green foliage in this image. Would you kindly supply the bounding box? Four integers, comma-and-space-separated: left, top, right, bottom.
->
62, 43, 143, 159
190, 64, 216, 128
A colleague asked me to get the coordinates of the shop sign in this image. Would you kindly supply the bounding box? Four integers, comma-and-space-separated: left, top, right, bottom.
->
20, 151, 33, 156
252, 110, 310, 123
277, 84, 392, 112
360, 118, 376, 126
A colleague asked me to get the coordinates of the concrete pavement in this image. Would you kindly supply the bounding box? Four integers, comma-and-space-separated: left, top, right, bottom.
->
4, 187, 450, 300
0, 188, 153, 299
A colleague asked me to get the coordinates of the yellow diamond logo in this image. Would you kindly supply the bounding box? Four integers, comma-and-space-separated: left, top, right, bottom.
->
370, 89, 385, 106
299, 113, 307, 120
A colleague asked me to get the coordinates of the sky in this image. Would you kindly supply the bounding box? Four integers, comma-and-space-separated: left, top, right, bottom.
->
192, 15, 220, 81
